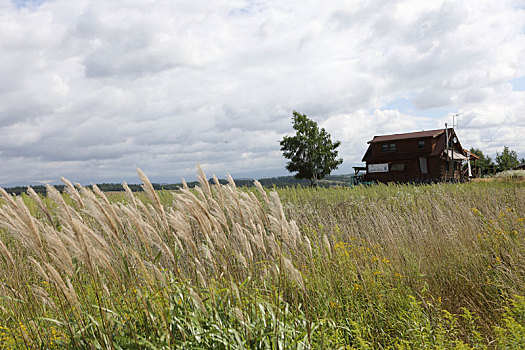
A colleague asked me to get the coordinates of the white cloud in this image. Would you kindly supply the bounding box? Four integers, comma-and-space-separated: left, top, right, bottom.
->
0, 0, 524, 185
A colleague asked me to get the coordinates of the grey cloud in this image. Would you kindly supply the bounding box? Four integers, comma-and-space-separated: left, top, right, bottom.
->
405, 2, 466, 45
457, 88, 489, 105
84, 51, 177, 78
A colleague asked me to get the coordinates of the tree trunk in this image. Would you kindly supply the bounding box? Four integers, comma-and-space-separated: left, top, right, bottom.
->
311, 173, 318, 187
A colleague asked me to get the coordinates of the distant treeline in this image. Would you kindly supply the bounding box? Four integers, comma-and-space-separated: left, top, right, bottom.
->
2, 174, 356, 196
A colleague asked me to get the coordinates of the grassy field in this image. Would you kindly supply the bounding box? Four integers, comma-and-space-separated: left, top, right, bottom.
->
0, 168, 524, 349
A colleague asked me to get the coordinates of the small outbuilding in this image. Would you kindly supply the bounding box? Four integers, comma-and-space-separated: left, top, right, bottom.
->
361, 128, 468, 183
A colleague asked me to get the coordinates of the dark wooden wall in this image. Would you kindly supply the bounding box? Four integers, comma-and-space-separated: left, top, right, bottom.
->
365, 135, 462, 183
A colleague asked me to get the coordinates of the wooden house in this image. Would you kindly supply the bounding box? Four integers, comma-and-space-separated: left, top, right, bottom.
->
361, 128, 468, 183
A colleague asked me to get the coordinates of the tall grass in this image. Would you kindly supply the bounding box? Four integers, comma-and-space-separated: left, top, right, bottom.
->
0, 167, 310, 348
0, 169, 524, 348
494, 170, 525, 180
284, 183, 525, 306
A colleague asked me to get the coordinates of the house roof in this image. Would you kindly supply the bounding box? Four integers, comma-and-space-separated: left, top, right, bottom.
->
368, 128, 447, 144
444, 150, 469, 161
362, 128, 466, 162
464, 149, 480, 160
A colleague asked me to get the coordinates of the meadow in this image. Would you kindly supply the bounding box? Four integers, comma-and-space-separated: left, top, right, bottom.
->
0, 168, 524, 349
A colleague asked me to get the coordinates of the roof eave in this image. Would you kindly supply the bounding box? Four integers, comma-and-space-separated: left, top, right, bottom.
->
367, 129, 446, 144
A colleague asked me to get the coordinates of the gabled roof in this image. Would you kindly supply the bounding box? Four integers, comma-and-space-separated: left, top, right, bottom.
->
465, 150, 480, 160
429, 130, 464, 157
361, 145, 372, 162
362, 128, 466, 163
368, 128, 447, 144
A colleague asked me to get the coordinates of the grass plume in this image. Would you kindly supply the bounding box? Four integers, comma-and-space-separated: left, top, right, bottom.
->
0, 171, 524, 348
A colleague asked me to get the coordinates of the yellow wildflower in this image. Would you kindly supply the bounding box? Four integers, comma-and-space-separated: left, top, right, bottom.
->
329, 300, 341, 309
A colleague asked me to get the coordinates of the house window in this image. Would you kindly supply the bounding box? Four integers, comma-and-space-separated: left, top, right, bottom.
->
418, 140, 425, 149
382, 143, 396, 152
391, 164, 405, 171
419, 157, 428, 174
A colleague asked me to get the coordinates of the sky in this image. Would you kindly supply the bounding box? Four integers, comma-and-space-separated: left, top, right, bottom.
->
1, 0, 524, 186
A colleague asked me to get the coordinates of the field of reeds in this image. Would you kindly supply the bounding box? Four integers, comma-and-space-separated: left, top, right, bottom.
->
0, 167, 524, 349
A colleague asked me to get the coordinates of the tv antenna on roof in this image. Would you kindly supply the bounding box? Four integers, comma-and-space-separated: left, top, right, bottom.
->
450, 113, 459, 129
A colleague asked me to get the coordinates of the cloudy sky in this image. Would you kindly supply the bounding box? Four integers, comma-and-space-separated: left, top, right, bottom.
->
1, 0, 524, 186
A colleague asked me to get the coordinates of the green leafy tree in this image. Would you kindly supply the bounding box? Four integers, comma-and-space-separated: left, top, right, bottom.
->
469, 148, 495, 176
495, 146, 519, 172
280, 111, 343, 186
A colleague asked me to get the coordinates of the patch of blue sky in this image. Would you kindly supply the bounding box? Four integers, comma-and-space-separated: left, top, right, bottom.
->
229, 8, 250, 16
510, 76, 525, 91
383, 97, 414, 113
381, 96, 454, 130
229, 1, 264, 17
12, 0, 49, 8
